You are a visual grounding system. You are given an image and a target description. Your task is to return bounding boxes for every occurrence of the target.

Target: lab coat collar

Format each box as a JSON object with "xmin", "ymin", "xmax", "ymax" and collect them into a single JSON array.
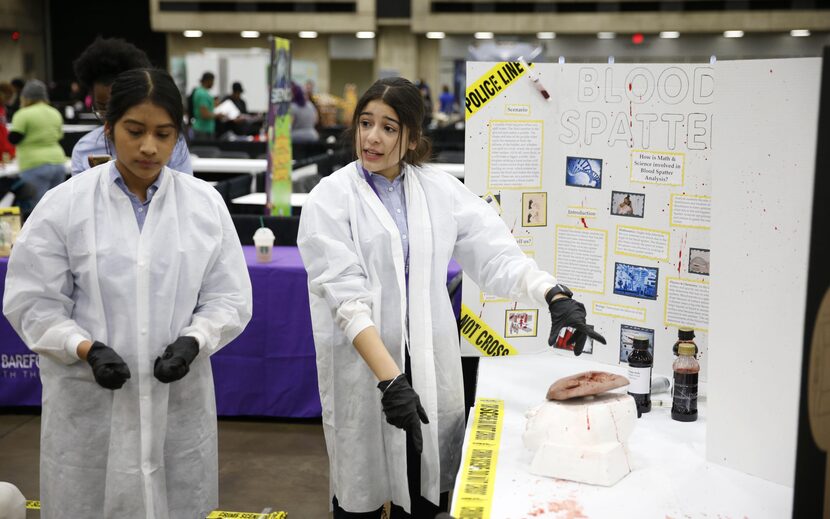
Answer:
[{"xmin": 108, "ymin": 161, "xmax": 165, "ymax": 202}]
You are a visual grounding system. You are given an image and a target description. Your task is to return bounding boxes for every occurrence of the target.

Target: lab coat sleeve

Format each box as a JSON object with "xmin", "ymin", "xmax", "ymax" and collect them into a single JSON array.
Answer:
[
  {"xmin": 297, "ymin": 184, "xmax": 375, "ymax": 342},
  {"xmin": 449, "ymin": 176, "xmax": 556, "ymax": 306},
  {"xmin": 180, "ymin": 199, "xmax": 252, "ymax": 354},
  {"xmin": 3, "ymin": 192, "xmax": 90, "ymax": 364}
]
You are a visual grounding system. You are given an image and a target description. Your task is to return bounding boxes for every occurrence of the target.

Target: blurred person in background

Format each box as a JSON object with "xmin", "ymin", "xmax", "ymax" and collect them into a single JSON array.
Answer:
[
  {"xmin": 5, "ymin": 78, "xmax": 24, "ymax": 120},
  {"xmin": 290, "ymin": 81, "xmax": 319, "ymax": 144},
  {"xmin": 0, "ymin": 82, "xmax": 17, "ymax": 161},
  {"xmin": 71, "ymin": 37, "xmax": 192, "ymax": 175},
  {"xmin": 8, "ymin": 80, "xmax": 66, "ymax": 216},
  {"xmin": 438, "ymin": 85, "xmax": 455, "ymax": 115},
  {"xmin": 218, "ymin": 81, "xmax": 261, "ymax": 137},
  {"xmin": 223, "ymin": 81, "xmax": 248, "ymax": 114},
  {"xmin": 191, "ymin": 72, "xmax": 223, "ymax": 141}
]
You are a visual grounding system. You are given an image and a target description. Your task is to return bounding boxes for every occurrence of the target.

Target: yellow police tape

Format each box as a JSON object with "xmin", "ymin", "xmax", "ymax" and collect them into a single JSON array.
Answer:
[
  {"xmin": 26, "ymin": 501, "xmax": 286, "ymax": 518},
  {"xmin": 464, "ymin": 61, "xmax": 531, "ymax": 120},
  {"xmin": 207, "ymin": 512, "xmax": 286, "ymax": 519},
  {"xmin": 459, "ymin": 304, "xmax": 518, "ymax": 356},
  {"xmin": 451, "ymin": 398, "xmax": 504, "ymax": 519}
]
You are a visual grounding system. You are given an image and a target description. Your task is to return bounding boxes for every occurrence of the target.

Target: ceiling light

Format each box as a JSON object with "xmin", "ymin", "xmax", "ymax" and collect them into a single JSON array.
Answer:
[
  {"xmin": 475, "ymin": 32, "xmax": 494, "ymax": 40},
  {"xmin": 426, "ymin": 32, "xmax": 445, "ymax": 39},
  {"xmin": 298, "ymin": 31, "xmax": 318, "ymax": 39},
  {"xmin": 356, "ymin": 31, "xmax": 375, "ymax": 39},
  {"xmin": 597, "ymin": 32, "xmax": 616, "ymax": 40},
  {"xmin": 790, "ymin": 29, "xmax": 811, "ymax": 37},
  {"xmin": 183, "ymin": 30, "xmax": 203, "ymax": 38},
  {"xmin": 660, "ymin": 31, "xmax": 680, "ymax": 39},
  {"xmin": 240, "ymin": 31, "xmax": 260, "ymax": 38},
  {"xmin": 723, "ymin": 30, "xmax": 744, "ymax": 38},
  {"xmin": 536, "ymin": 32, "xmax": 556, "ymax": 40}
]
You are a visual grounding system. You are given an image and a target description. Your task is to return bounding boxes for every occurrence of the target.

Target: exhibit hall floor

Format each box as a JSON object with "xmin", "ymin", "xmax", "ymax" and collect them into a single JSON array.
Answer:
[{"xmin": 0, "ymin": 414, "xmax": 330, "ymax": 517}]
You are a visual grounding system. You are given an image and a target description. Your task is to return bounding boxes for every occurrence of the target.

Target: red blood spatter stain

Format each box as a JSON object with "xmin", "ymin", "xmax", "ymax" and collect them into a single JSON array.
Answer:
[
  {"xmin": 586, "ymin": 409, "xmax": 591, "ymax": 430},
  {"xmin": 580, "ymin": 217, "xmax": 588, "ymax": 229},
  {"xmin": 628, "ymin": 82, "xmax": 632, "ymax": 91},
  {"xmin": 547, "ymin": 499, "xmax": 589, "ymax": 518}
]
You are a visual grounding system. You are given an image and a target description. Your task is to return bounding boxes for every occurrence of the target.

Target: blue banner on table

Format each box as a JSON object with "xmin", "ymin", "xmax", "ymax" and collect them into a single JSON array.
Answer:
[{"xmin": 266, "ymin": 37, "xmax": 292, "ymax": 216}]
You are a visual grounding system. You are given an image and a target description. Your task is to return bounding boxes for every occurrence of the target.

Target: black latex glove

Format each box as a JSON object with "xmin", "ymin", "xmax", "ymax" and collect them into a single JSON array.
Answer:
[
  {"xmin": 547, "ymin": 297, "xmax": 607, "ymax": 356},
  {"xmin": 377, "ymin": 375, "xmax": 430, "ymax": 454},
  {"xmin": 86, "ymin": 341, "xmax": 131, "ymax": 390},
  {"xmin": 153, "ymin": 336, "xmax": 199, "ymax": 383}
]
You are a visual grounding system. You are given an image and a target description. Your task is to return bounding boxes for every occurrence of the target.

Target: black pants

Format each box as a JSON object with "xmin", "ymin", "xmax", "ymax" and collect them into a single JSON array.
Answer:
[{"xmin": 333, "ymin": 351, "xmax": 449, "ymax": 518}]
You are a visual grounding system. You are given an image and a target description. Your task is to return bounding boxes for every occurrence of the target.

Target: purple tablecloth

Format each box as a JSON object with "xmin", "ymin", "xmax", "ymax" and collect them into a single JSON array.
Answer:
[{"xmin": 0, "ymin": 246, "xmax": 462, "ymax": 417}]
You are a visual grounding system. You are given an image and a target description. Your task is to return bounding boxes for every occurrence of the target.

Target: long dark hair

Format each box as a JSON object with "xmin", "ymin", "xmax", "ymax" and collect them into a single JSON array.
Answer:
[
  {"xmin": 343, "ymin": 77, "xmax": 431, "ymax": 167},
  {"xmin": 105, "ymin": 68, "xmax": 184, "ymax": 137}
]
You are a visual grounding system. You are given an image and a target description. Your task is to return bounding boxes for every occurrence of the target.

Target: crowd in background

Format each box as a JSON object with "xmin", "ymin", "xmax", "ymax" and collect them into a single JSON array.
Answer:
[{"xmin": 0, "ymin": 37, "xmax": 464, "ymax": 220}]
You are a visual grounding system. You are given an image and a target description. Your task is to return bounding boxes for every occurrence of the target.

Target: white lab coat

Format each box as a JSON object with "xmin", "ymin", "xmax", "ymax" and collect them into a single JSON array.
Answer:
[
  {"xmin": 298, "ymin": 161, "xmax": 555, "ymax": 513},
  {"xmin": 3, "ymin": 163, "xmax": 252, "ymax": 519}
]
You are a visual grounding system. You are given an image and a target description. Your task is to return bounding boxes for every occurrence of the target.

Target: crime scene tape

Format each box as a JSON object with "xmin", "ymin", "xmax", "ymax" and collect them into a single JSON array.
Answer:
[
  {"xmin": 451, "ymin": 398, "xmax": 505, "ymax": 519},
  {"xmin": 26, "ymin": 501, "xmax": 286, "ymax": 518},
  {"xmin": 459, "ymin": 304, "xmax": 518, "ymax": 356},
  {"xmin": 465, "ymin": 61, "xmax": 531, "ymax": 120},
  {"xmin": 206, "ymin": 512, "xmax": 286, "ymax": 518}
]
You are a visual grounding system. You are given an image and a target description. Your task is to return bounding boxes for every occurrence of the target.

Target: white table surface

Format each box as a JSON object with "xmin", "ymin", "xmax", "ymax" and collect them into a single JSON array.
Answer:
[
  {"xmin": 232, "ymin": 192, "xmax": 308, "ymax": 208},
  {"xmin": 453, "ymin": 353, "xmax": 792, "ymax": 518},
  {"xmin": 63, "ymin": 124, "xmax": 101, "ymax": 133},
  {"xmin": 0, "ymin": 159, "xmax": 71, "ymax": 178},
  {"xmin": 190, "ymin": 157, "xmax": 267, "ymax": 174}
]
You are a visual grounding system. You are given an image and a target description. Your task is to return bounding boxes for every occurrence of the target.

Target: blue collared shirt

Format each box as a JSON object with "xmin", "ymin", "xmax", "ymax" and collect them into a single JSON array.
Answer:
[
  {"xmin": 71, "ymin": 126, "xmax": 193, "ymax": 176},
  {"xmin": 109, "ymin": 163, "xmax": 163, "ymax": 231},
  {"xmin": 367, "ymin": 170, "xmax": 409, "ymax": 264}
]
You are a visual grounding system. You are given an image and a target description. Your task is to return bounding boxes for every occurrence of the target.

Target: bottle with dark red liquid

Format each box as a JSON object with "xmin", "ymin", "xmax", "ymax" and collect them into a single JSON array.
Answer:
[
  {"xmin": 627, "ymin": 335, "xmax": 653, "ymax": 416},
  {"xmin": 672, "ymin": 342, "xmax": 700, "ymax": 422}
]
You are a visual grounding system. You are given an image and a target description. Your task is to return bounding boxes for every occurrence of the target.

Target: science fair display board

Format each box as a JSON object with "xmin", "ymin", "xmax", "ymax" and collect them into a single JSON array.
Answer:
[
  {"xmin": 461, "ymin": 61, "xmax": 712, "ymax": 379},
  {"xmin": 266, "ymin": 37, "xmax": 292, "ymax": 216}
]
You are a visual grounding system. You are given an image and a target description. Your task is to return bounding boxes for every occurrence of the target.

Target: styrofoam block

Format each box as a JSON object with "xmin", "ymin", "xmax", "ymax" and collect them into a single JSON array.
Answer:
[{"xmin": 523, "ymin": 392, "xmax": 637, "ymax": 486}]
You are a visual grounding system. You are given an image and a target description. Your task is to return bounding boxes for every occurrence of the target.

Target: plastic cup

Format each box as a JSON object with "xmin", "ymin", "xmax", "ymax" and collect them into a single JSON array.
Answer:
[{"xmin": 253, "ymin": 227, "xmax": 275, "ymax": 263}]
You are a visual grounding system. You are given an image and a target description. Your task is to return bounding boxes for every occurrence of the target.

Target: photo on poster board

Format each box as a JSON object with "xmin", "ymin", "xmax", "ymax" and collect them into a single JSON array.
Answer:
[
  {"xmin": 611, "ymin": 190, "xmax": 645, "ymax": 218},
  {"xmin": 619, "ymin": 324, "xmax": 655, "ymax": 363},
  {"xmin": 522, "ymin": 192, "xmax": 547, "ymax": 227},
  {"xmin": 565, "ymin": 156, "xmax": 602, "ymax": 189},
  {"xmin": 688, "ymin": 247, "xmax": 710, "ymax": 276},
  {"xmin": 613, "ymin": 262, "xmax": 659, "ymax": 300},
  {"xmin": 504, "ymin": 309, "xmax": 538, "ymax": 338}
]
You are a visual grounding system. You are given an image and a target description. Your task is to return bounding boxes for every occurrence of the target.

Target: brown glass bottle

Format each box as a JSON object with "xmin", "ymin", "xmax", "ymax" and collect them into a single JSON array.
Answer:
[
  {"xmin": 671, "ymin": 343, "xmax": 700, "ymax": 422},
  {"xmin": 627, "ymin": 335, "xmax": 652, "ymax": 416}
]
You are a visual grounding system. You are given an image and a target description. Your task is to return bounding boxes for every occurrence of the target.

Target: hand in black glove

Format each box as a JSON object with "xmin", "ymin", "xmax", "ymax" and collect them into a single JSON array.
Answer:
[
  {"xmin": 377, "ymin": 375, "xmax": 430, "ymax": 454},
  {"xmin": 547, "ymin": 297, "xmax": 607, "ymax": 356},
  {"xmin": 86, "ymin": 341, "xmax": 131, "ymax": 390},
  {"xmin": 154, "ymin": 336, "xmax": 199, "ymax": 383}
]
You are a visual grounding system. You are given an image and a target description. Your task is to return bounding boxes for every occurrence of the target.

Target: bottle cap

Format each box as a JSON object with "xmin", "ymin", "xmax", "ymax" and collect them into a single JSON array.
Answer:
[
  {"xmin": 678, "ymin": 327, "xmax": 695, "ymax": 340},
  {"xmin": 632, "ymin": 334, "xmax": 650, "ymax": 349},
  {"xmin": 678, "ymin": 343, "xmax": 696, "ymax": 356}
]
